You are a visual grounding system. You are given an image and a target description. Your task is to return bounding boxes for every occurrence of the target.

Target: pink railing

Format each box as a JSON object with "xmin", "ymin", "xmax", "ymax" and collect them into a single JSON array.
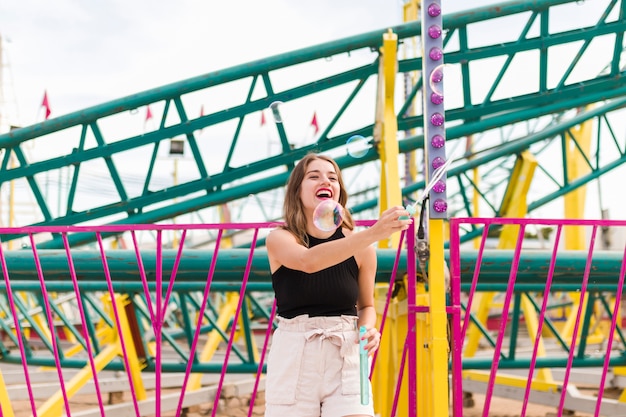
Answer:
[
  {"xmin": 3, "ymin": 217, "xmax": 625, "ymax": 416},
  {"xmin": 0, "ymin": 221, "xmax": 420, "ymax": 417},
  {"xmin": 449, "ymin": 217, "xmax": 626, "ymax": 417}
]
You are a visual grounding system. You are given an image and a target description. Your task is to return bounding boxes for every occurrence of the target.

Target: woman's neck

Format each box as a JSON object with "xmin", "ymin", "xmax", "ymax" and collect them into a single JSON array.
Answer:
[{"xmin": 305, "ymin": 222, "xmax": 337, "ymax": 240}]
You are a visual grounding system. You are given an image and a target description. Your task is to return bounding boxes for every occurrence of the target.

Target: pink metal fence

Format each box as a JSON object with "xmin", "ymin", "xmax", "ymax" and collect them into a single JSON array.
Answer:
[
  {"xmin": 3, "ymin": 217, "xmax": 625, "ymax": 416},
  {"xmin": 0, "ymin": 221, "xmax": 425, "ymax": 417},
  {"xmin": 449, "ymin": 217, "xmax": 626, "ymax": 417},
  {"xmin": 0, "ymin": 223, "xmax": 276, "ymax": 416}
]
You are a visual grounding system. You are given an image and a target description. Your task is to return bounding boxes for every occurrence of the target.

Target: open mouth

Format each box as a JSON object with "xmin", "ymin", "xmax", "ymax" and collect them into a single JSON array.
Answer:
[{"xmin": 316, "ymin": 188, "xmax": 333, "ymax": 199}]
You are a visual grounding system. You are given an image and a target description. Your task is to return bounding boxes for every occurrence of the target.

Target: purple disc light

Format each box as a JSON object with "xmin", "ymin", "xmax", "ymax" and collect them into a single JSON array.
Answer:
[
  {"xmin": 429, "ymin": 47, "xmax": 443, "ymax": 61},
  {"xmin": 428, "ymin": 25, "xmax": 442, "ymax": 39},
  {"xmin": 428, "ymin": 3, "xmax": 441, "ymax": 17},
  {"xmin": 431, "ymin": 134, "xmax": 445, "ymax": 148},
  {"xmin": 433, "ymin": 180, "xmax": 446, "ymax": 193},
  {"xmin": 433, "ymin": 198, "xmax": 448, "ymax": 213},
  {"xmin": 432, "ymin": 157, "xmax": 445, "ymax": 169},
  {"xmin": 430, "ymin": 113, "xmax": 444, "ymax": 126},
  {"xmin": 430, "ymin": 92, "xmax": 443, "ymax": 105}
]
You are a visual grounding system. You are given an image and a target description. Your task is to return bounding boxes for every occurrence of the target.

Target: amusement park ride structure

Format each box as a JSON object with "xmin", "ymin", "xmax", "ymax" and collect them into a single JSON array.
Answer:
[{"xmin": 0, "ymin": 0, "xmax": 625, "ymax": 416}]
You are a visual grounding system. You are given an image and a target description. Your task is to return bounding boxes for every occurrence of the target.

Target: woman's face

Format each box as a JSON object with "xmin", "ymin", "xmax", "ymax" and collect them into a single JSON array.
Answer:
[{"xmin": 300, "ymin": 158, "xmax": 341, "ymax": 214}]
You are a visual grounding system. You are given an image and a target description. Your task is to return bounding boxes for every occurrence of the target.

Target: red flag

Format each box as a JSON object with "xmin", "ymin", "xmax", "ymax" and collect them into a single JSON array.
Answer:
[
  {"xmin": 145, "ymin": 105, "xmax": 153, "ymax": 122},
  {"xmin": 260, "ymin": 111, "xmax": 266, "ymax": 127},
  {"xmin": 310, "ymin": 111, "xmax": 319, "ymax": 135},
  {"xmin": 41, "ymin": 90, "xmax": 52, "ymax": 120}
]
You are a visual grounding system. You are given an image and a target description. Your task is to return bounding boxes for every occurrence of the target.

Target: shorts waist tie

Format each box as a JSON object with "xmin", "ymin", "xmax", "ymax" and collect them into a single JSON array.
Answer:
[{"xmin": 304, "ymin": 324, "xmax": 354, "ymax": 358}]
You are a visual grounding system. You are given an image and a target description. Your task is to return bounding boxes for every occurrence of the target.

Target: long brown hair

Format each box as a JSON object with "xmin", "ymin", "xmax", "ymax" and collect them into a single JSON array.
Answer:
[{"xmin": 282, "ymin": 153, "xmax": 354, "ymax": 246}]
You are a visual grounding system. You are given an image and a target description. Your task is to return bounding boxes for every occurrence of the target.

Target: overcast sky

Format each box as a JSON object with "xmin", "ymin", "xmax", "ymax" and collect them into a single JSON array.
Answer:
[
  {"xmin": 0, "ymin": 0, "xmax": 504, "ymax": 128},
  {"xmin": 0, "ymin": 1, "xmax": 400, "ymax": 126}
]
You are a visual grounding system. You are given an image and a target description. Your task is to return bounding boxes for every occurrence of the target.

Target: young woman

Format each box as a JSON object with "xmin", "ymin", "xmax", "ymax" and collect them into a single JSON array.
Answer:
[{"xmin": 264, "ymin": 153, "xmax": 412, "ymax": 417}]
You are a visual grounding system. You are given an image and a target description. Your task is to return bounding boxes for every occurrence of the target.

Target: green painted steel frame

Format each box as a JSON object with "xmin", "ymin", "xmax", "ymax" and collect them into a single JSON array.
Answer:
[
  {"xmin": 2, "ymin": 247, "xmax": 626, "ymax": 372},
  {"xmin": 0, "ymin": 0, "xmax": 623, "ymax": 249}
]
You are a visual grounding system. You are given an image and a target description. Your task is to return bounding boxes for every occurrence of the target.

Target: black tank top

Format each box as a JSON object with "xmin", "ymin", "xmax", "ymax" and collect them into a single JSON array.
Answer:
[{"xmin": 271, "ymin": 228, "xmax": 359, "ymax": 319}]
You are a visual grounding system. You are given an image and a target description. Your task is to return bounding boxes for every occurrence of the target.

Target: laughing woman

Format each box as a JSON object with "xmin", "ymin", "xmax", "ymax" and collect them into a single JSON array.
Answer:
[{"xmin": 264, "ymin": 153, "xmax": 411, "ymax": 417}]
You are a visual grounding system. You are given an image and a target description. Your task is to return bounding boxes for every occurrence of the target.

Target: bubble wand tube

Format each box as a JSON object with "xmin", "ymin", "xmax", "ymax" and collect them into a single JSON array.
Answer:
[{"xmin": 359, "ymin": 325, "xmax": 369, "ymax": 405}]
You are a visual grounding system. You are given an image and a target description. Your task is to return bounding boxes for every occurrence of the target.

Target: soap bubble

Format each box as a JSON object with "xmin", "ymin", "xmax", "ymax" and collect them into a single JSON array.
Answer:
[
  {"xmin": 269, "ymin": 101, "xmax": 284, "ymax": 123},
  {"xmin": 313, "ymin": 200, "xmax": 344, "ymax": 232},
  {"xmin": 429, "ymin": 65, "xmax": 445, "ymax": 96},
  {"xmin": 429, "ymin": 64, "xmax": 461, "ymax": 97},
  {"xmin": 346, "ymin": 135, "xmax": 369, "ymax": 158}
]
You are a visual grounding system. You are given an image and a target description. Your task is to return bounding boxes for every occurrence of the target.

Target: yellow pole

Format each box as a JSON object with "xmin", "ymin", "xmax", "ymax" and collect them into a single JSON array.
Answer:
[
  {"xmin": 563, "ymin": 106, "xmax": 592, "ymax": 249},
  {"xmin": 0, "ymin": 369, "xmax": 15, "ymax": 417},
  {"xmin": 37, "ymin": 344, "xmax": 120, "ymax": 417},
  {"xmin": 376, "ymin": 29, "xmax": 402, "ymax": 249},
  {"xmin": 37, "ymin": 293, "xmax": 147, "ymax": 416},
  {"xmin": 187, "ymin": 293, "xmax": 240, "ymax": 390},
  {"xmin": 428, "ymin": 218, "xmax": 450, "ymax": 417}
]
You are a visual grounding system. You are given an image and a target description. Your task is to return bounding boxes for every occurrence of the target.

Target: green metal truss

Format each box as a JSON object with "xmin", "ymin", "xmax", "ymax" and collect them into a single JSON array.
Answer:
[{"xmin": 0, "ymin": 0, "xmax": 624, "ymax": 249}]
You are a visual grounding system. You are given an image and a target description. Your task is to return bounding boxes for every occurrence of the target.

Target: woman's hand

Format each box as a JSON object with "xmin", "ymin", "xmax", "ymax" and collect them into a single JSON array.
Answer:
[
  {"xmin": 358, "ymin": 326, "xmax": 382, "ymax": 355},
  {"xmin": 369, "ymin": 206, "xmax": 412, "ymax": 241}
]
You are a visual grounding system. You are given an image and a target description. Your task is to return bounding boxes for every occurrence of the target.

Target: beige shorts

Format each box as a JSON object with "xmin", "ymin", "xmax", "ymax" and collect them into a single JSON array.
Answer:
[{"xmin": 264, "ymin": 314, "xmax": 375, "ymax": 417}]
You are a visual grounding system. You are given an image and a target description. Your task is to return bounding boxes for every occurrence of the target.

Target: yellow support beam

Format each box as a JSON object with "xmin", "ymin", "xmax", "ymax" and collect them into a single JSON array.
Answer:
[
  {"xmin": 465, "ymin": 151, "xmax": 538, "ymax": 358},
  {"xmin": 463, "ymin": 370, "xmax": 560, "ymax": 392},
  {"xmin": 187, "ymin": 292, "xmax": 240, "ymax": 390},
  {"xmin": 559, "ymin": 105, "xmax": 608, "ymax": 356},
  {"xmin": 564, "ymin": 105, "xmax": 593, "ymax": 249},
  {"xmin": 37, "ymin": 344, "xmax": 120, "ymax": 417},
  {"xmin": 376, "ymin": 29, "xmax": 402, "ymax": 249},
  {"xmin": 0, "ymin": 369, "xmax": 15, "ymax": 417},
  {"xmin": 466, "ymin": 151, "xmax": 557, "ymax": 395},
  {"xmin": 498, "ymin": 151, "xmax": 537, "ymax": 246},
  {"xmin": 428, "ymin": 218, "xmax": 450, "ymax": 417},
  {"xmin": 37, "ymin": 293, "xmax": 147, "ymax": 416},
  {"xmin": 498, "ymin": 152, "xmax": 553, "ymax": 383},
  {"xmin": 416, "ymin": 283, "xmax": 432, "ymax": 417}
]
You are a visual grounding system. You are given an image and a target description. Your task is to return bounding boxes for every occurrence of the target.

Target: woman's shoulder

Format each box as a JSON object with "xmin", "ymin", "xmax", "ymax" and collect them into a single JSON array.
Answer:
[
  {"xmin": 340, "ymin": 227, "xmax": 353, "ymax": 237},
  {"xmin": 267, "ymin": 227, "xmax": 296, "ymax": 245}
]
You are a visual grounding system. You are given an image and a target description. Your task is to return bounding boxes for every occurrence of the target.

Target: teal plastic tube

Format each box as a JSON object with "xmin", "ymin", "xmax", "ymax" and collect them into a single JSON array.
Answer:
[{"xmin": 359, "ymin": 325, "xmax": 369, "ymax": 405}]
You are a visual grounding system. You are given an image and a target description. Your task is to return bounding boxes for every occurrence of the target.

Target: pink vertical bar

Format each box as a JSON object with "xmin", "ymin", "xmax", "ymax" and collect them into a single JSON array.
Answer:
[
  {"xmin": 28, "ymin": 234, "xmax": 72, "ymax": 416},
  {"xmin": 406, "ymin": 221, "xmax": 417, "ymax": 415},
  {"xmin": 162, "ymin": 229, "xmax": 187, "ymax": 310},
  {"xmin": 371, "ymin": 229, "xmax": 406, "ymax": 374},
  {"xmin": 211, "ymin": 228, "xmax": 259, "ymax": 417},
  {"xmin": 133, "ymin": 230, "xmax": 156, "ymax": 328},
  {"xmin": 96, "ymin": 232, "xmax": 141, "ymax": 417},
  {"xmin": 176, "ymin": 228, "xmax": 224, "ymax": 415},
  {"xmin": 520, "ymin": 224, "xmax": 563, "ymax": 417},
  {"xmin": 247, "ymin": 299, "xmax": 277, "ymax": 417},
  {"xmin": 157, "ymin": 229, "xmax": 186, "ymax": 414},
  {"xmin": 0, "ymin": 238, "xmax": 38, "ymax": 416},
  {"xmin": 558, "ymin": 226, "xmax": 597, "ymax": 414},
  {"xmin": 461, "ymin": 224, "xmax": 491, "ymax": 337},
  {"xmin": 448, "ymin": 218, "xmax": 463, "ymax": 417},
  {"xmin": 482, "ymin": 224, "xmax": 527, "ymax": 417},
  {"xmin": 154, "ymin": 230, "xmax": 163, "ymax": 415},
  {"xmin": 595, "ymin": 240, "xmax": 626, "ymax": 416},
  {"xmin": 61, "ymin": 232, "xmax": 106, "ymax": 415},
  {"xmin": 390, "ymin": 331, "xmax": 410, "ymax": 417}
]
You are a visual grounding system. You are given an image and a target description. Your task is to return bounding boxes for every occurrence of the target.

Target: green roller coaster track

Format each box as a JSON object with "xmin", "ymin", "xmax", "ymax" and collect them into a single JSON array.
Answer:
[{"xmin": 0, "ymin": 0, "xmax": 623, "ymax": 249}]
